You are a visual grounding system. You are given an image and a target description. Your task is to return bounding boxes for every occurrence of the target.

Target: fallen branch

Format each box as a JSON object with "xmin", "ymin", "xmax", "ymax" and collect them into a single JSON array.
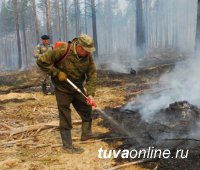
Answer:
[
  {"xmin": 0, "ymin": 123, "xmax": 12, "ymax": 130},
  {"xmin": 28, "ymin": 143, "xmax": 62, "ymax": 148},
  {"xmin": 0, "ymin": 138, "xmax": 34, "ymax": 147},
  {"xmin": 31, "ymin": 93, "xmax": 41, "ymax": 103},
  {"xmin": 0, "ymin": 120, "xmax": 82, "ymax": 136},
  {"xmin": 0, "ymin": 84, "xmax": 37, "ymax": 94},
  {"xmin": 0, "ymin": 151, "xmax": 18, "ymax": 154},
  {"xmin": 104, "ymin": 158, "xmax": 156, "ymax": 170},
  {"xmin": 0, "ymin": 123, "xmax": 56, "ymax": 136},
  {"xmin": 32, "ymin": 106, "xmax": 37, "ymax": 112}
]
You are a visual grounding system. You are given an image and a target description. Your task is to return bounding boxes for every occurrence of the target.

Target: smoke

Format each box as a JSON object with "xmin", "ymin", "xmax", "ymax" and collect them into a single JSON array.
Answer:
[
  {"xmin": 189, "ymin": 122, "xmax": 200, "ymax": 139},
  {"xmin": 97, "ymin": 51, "xmax": 140, "ymax": 73},
  {"xmin": 97, "ymin": 0, "xmax": 197, "ymax": 74},
  {"xmin": 107, "ymin": 62, "xmax": 129, "ymax": 74},
  {"xmin": 119, "ymin": 0, "xmax": 199, "ymax": 120},
  {"xmin": 123, "ymin": 54, "xmax": 200, "ymax": 121}
]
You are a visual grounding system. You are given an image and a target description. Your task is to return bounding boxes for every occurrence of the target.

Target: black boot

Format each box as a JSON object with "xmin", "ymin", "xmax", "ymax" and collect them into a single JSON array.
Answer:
[
  {"xmin": 42, "ymin": 83, "xmax": 48, "ymax": 95},
  {"xmin": 49, "ymin": 82, "xmax": 55, "ymax": 95},
  {"xmin": 60, "ymin": 129, "xmax": 84, "ymax": 154},
  {"xmin": 81, "ymin": 121, "xmax": 94, "ymax": 141}
]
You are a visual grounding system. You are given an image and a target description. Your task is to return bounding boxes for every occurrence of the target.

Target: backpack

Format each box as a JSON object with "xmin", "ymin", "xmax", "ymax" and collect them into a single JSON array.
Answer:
[{"xmin": 53, "ymin": 41, "xmax": 71, "ymax": 68}]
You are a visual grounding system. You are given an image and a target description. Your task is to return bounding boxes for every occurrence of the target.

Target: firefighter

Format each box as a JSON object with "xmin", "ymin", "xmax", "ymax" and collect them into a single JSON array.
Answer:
[
  {"xmin": 37, "ymin": 34, "xmax": 97, "ymax": 154},
  {"xmin": 34, "ymin": 35, "xmax": 54, "ymax": 95}
]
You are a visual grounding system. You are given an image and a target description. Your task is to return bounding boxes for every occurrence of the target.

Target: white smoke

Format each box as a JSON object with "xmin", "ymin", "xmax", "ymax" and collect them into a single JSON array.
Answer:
[
  {"xmin": 97, "ymin": 51, "xmax": 139, "ymax": 74},
  {"xmin": 108, "ymin": 62, "xmax": 129, "ymax": 74},
  {"xmin": 123, "ymin": 54, "xmax": 200, "ymax": 121},
  {"xmin": 189, "ymin": 122, "xmax": 200, "ymax": 139}
]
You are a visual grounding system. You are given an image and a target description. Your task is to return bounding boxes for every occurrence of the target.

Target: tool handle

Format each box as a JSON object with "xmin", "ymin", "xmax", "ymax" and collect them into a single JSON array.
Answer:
[{"xmin": 66, "ymin": 78, "xmax": 97, "ymax": 107}]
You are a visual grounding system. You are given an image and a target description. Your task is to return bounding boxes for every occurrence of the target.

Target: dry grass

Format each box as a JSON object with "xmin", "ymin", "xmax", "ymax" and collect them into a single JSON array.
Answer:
[{"xmin": 0, "ymin": 68, "xmax": 154, "ymax": 170}]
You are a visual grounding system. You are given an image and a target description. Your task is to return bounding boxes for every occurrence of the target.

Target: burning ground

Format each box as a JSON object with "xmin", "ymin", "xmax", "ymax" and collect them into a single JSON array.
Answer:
[
  {"xmin": 100, "ymin": 53, "xmax": 200, "ymax": 170},
  {"xmin": 0, "ymin": 54, "xmax": 200, "ymax": 170}
]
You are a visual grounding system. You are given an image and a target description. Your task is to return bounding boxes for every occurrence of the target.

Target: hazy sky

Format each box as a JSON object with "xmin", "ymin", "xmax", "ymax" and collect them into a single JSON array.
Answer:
[{"xmin": 118, "ymin": 0, "xmax": 128, "ymax": 12}]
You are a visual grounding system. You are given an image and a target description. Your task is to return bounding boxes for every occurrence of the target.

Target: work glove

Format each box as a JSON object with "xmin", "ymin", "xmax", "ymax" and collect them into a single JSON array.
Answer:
[
  {"xmin": 86, "ymin": 95, "xmax": 97, "ymax": 109},
  {"xmin": 58, "ymin": 71, "xmax": 67, "ymax": 81}
]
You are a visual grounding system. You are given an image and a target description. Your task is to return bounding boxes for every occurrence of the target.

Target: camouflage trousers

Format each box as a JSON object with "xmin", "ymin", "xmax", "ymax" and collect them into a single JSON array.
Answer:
[
  {"xmin": 42, "ymin": 73, "xmax": 50, "ymax": 85},
  {"xmin": 55, "ymin": 88, "xmax": 92, "ymax": 130},
  {"xmin": 38, "ymin": 68, "xmax": 54, "ymax": 94}
]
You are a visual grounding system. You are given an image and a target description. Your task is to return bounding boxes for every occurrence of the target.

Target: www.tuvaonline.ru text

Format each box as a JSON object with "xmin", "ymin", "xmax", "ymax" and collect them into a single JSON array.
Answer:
[{"xmin": 98, "ymin": 147, "xmax": 189, "ymax": 159}]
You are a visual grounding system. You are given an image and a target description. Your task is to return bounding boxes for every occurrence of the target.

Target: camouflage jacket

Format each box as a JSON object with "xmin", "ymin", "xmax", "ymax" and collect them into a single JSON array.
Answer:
[
  {"xmin": 34, "ymin": 43, "xmax": 53, "ymax": 59},
  {"xmin": 36, "ymin": 40, "xmax": 97, "ymax": 96}
]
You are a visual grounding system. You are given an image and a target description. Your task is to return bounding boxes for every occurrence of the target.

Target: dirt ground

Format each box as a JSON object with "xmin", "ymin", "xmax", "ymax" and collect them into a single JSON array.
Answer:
[{"xmin": 0, "ymin": 65, "xmax": 174, "ymax": 170}]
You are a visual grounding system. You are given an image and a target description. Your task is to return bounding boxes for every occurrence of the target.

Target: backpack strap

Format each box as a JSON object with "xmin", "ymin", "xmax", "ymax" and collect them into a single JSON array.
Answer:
[
  {"xmin": 54, "ymin": 42, "xmax": 71, "ymax": 68},
  {"xmin": 39, "ymin": 44, "xmax": 42, "ymax": 54}
]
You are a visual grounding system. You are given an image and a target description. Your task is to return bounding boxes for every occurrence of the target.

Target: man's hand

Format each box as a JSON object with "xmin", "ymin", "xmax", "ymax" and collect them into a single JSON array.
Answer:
[
  {"xmin": 86, "ymin": 96, "xmax": 97, "ymax": 110},
  {"xmin": 58, "ymin": 71, "xmax": 67, "ymax": 81}
]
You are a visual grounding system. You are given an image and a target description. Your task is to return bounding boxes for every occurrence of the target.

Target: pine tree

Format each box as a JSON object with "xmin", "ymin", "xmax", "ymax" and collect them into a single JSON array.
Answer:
[{"xmin": 0, "ymin": 0, "xmax": 15, "ymax": 36}]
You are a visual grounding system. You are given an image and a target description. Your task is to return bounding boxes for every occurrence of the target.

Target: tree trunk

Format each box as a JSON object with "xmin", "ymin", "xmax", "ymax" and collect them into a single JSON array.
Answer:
[
  {"xmin": 45, "ymin": 0, "xmax": 53, "ymax": 43},
  {"xmin": 136, "ymin": 0, "xmax": 145, "ymax": 49},
  {"xmin": 63, "ymin": 0, "xmax": 68, "ymax": 40},
  {"xmin": 85, "ymin": 0, "xmax": 87, "ymax": 34},
  {"xmin": 196, "ymin": 1, "xmax": 200, "ymax": 49},
  {"xmin": 13, "ymin": 0, "xmax": 22, "ymax": 69},
  {"xmin": 21, "ymin": 15, "xmax": 28, "ymax": 67},
  {"xmin": 104, "ymin": 0, "xmax": 112, "ymax": 55},
  {"xmin": 62, "ymin": 0, "xmax": 65, "ymax": 40},
  {"xmin": 31, "ymin": 0, "xmax": 40, "ymax": 44},
  {"xmin": 75, "ymin": 0, "xmax": 80, "ymax": 36},
  {"xmin": 91, "ymin": 0, "xmax": 98, "ymax": 58},
  {"xmin": 75, "ymin": 0, "xmax": 78, "ymax": 36},
  {"xmin": 56, "ymin": 0, "xmax": 61, "ymax": 41}
]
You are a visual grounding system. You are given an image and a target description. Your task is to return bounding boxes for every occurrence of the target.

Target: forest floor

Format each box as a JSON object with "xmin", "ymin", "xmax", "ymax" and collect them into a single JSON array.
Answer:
[{"xmin": 0, "ymin": 62, "xmax": 194, "ymax": 170}]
